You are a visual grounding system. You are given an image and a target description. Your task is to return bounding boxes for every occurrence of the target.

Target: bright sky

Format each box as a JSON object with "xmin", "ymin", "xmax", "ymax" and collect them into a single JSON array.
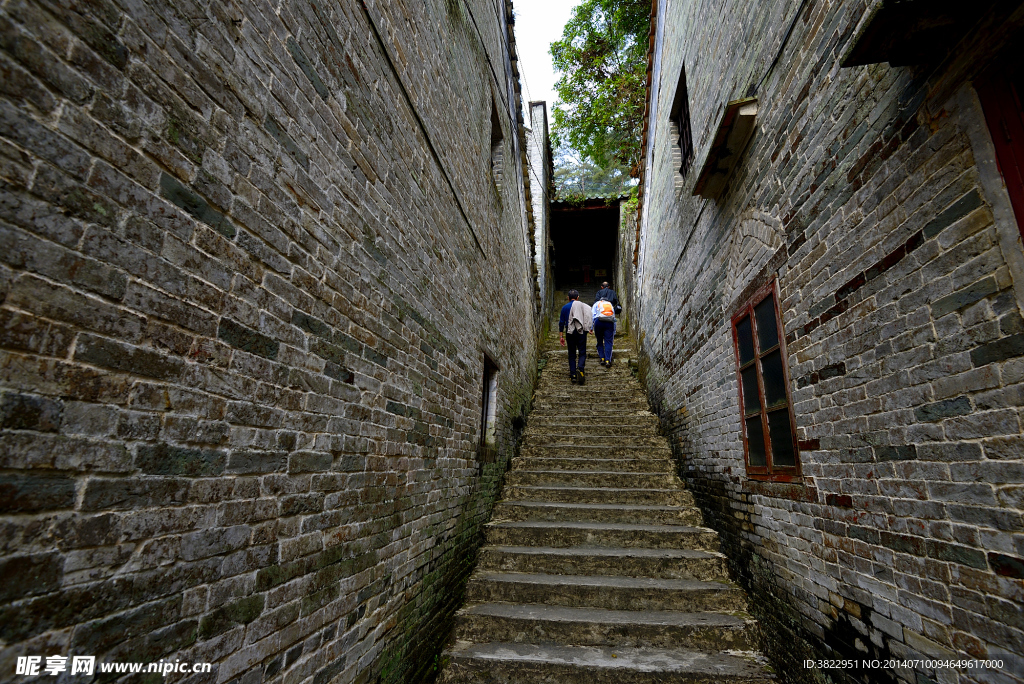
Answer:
[{"xmin": 512, "ymin": 0, "xmax": 580, "ymax": 121}]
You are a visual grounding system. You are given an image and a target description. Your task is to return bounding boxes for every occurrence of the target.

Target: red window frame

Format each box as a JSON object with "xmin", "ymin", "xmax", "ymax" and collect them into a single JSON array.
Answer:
[
  {"xmin": 977, "ymin": 57, "xmax": 1024, "ymax": 242},
  {"xmin": 730, "ymin": 280, "xmax": 801, "ymax": 482}
]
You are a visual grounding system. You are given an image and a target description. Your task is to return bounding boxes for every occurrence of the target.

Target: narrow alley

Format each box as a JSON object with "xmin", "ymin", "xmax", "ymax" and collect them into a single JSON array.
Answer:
[{"xmin": 438, "ymin": 330, "xmax": 772, "ymax": 681}]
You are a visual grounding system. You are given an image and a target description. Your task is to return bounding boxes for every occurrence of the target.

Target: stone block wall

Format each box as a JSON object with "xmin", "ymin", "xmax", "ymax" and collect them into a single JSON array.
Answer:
[
  {"xmin": 0, "ymin": 0, "xmax": 541, "ymax": 682},
  {"xmin": 635, "ymin": 1, "xmax": 1024, "ymax": 683}
]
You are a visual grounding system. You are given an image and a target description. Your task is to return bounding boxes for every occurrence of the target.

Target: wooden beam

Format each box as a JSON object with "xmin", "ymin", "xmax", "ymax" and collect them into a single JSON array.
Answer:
[{"xmin": 692, "ymin": 98, "xmax": 758, "ymax": 200}]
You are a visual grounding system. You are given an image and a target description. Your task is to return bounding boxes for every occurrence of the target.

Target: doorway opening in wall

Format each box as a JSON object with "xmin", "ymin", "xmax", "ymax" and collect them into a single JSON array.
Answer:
[
  {"xmin": 490, "ymin": 100, "xmax": 504, "ymax": 194},
  {"xmin": 977, "ymin": 54, "xmax": 1024, "ymax": 242},
  {"xmin": 549, "ymin": 198, "xmax": 621, "ymax": 325},
  {"xmin": 480, "ymin": 355, "xmax": 499, "ymax": 462},
  {"xmin": 731, "ymin": 280, "xmax": 800, "ymax": 482}
]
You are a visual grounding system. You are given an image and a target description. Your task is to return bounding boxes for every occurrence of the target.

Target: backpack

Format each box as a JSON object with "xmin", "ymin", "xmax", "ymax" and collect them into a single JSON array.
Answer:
[{"xmin": 594, "ymin": 300, "xmax": 615, "ymax": 321}]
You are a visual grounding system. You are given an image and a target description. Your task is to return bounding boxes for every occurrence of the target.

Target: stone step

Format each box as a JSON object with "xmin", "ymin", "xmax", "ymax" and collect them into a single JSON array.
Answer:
[
  {"xmin": 538, "ymin": 353, "xmax": 634, "ymax": 362},
  {"xmin": 530, "ymin": 407, "xmax": 653, "ymax": 419},
  {"xmin": 465, "ymin": 572, "xmax": 748, "ymax": 613},
  {"xmin": 533, "ymin": 395, "xmax": 646, "ymax": 404},
  {"xmin": 528, "ymin": 411, "xmax": 658, "ymax": 422},
  {"xmin": 532, "ymin": 396, "xmax": 641, "ymax": 404},
  {"xmin": 440, "ymin": 642, "xmax": 772, "ymax": 684},
  {"xmin": 539, "ymin": 360, "xmax": 634, "ymax": 369},
  {"xmin": 511, "ymin": 457, "xmax": 673, "ymax": 473},
  {"xmin": 542, "ymin": 359, "xmax": 636, "ymax": 368},
  {"xmin": 535, "ymin": 383, "xmax": 646, "ymax": 395},
  {"xmin": 526, "ymin": 422, "xmax": 661, "ymax": 435},
  {"xmin": 539, "ymin": 370, "xmax": 636, "ymax": 379},
  {"xmin": 534, "ymin": 389, "xmax": 647, "ymax": 401},
  {"xmin": 520, "ymin": 445, "xmax": 672, "ymax": 460},
  {"xmin": 483, "ymin": 521, "xmax": 719, "ymax": 551},
  {"xmin": 454, "ymin": 603, "xmax": 756, "ymax": 651},
  {"xmin": 532, "ymin": 386, "xmax": 647, "ymax": 397},
  {"xmin": 476, "ymin": 545, "xmax": 729, "ymax": 581},
  {"xmin": 502, "ymin": 486, "xmax": 695, "ymax": 506},
  {"xmin": 536, "ymin": 372, "xmax": 637, "ymax": 384},
  {"xmin": 490, "ymin": 501, "xmax": 704, "ymax": 526},
  {"xmin": 505, "ymin": 470, "xmax": 679, "ymax": 489},
  {"xmin": 536, "ymin": 384, "xmax": 643, "ymax": 393},
  {"xmin": 523, "ymin": 434, "xmax": 667, "ymax": 448},
  {"xmin": 524, "ymin": 423, "xmax": 659, "ymax": 437},
  {"xmin": 544, "ymin": 348, "xmax": 630, "ymax": 358},
  {"xmin": 539, "ymin": 357, "xmax": 635, "ymax": 367},
  {"xmin": 520, "ymin": 445, "xmax": 670, "ymax": 459}
]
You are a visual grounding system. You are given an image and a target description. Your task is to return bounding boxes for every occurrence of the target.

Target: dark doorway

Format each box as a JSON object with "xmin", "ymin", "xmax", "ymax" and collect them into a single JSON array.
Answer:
[{"xmin": 550, "ymin": 198, "xmax": 621, "ymax": 297}]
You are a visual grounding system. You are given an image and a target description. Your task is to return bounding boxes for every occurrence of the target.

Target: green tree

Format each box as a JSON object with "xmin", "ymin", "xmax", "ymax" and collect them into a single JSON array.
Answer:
[
  {"xmin": 550, "ymin": 0, "xmax": 650, "ymax": 175},
  {"xmin": 553, "ymin": 143, "xmax": 634, "ymax": 201}
]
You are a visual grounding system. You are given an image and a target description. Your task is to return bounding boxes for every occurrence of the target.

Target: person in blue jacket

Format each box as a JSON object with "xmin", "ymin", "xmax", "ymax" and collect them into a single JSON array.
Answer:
[{"xmin": 594, "ymin": 281, "xmax": 620, "ymax": 314}]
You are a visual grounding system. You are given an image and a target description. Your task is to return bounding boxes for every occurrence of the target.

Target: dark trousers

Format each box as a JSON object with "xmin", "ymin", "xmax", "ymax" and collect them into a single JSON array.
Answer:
[
  {"xmin": 566, "ymin": 331, "xmax": 587, "ymax": 377},
  {"xmin": 594, "ymin": 320, "xmax": 615, "ymax": 360}
]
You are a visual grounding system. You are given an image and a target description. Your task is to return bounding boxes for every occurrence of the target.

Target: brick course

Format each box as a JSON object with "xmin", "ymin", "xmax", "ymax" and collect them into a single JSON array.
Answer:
[{"xmin": 0, "ymin": 0, "xmax": 544, "ymax": 682}]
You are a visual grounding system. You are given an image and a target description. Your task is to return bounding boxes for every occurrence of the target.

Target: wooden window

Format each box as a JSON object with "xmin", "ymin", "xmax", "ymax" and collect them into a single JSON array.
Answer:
[
  {"xmin": 977, "ymin": 56, "xmax": 1024, "ymax": 242},
  {"xmin": 670, "ymin": 65, "xmax": 694, "ymax": 178},
  {"xmin": 731, "ymin": 281, "xmax": 800, "ymax": 481}
]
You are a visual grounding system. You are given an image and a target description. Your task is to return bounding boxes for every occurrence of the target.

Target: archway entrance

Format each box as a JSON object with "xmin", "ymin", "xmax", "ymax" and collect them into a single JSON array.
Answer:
[{"xmin": 549, "ymin": 198, "xmax": 620, "ymax": 316}]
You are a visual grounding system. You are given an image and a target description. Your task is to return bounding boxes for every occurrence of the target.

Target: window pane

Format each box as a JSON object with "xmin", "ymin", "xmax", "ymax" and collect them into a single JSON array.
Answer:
[
  {"xmin": 741, "ymin": 366, "xmax": 761, "ymax": 415},
  {"xmin": 754, "ymin": 296, "xmax": 779, "ymax": 351},
  {"xmin": 736, "ymin": 316, "xmax": 755, "ymax": 365},
  {"xmin": 760, "ymin": 350, "xmax": 788, "ymax": 409},
  {"xmin": 768, "ymin": 409, "xmax": 796, "ymax": 467},
  {"xmin": 746, "ymin": 416, "xmax": 766, "ymax": 466}
]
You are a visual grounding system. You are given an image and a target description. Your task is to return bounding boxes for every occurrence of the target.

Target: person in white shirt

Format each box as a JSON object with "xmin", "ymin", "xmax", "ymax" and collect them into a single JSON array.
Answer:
[{"xmin": 558, "ymin": 290, "xmax": 593, "ymax": 384}]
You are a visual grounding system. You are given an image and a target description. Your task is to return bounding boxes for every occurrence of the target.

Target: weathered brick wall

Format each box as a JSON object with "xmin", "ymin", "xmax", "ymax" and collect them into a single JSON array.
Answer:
[
  {"xmin": 616, "ymin": 200, "xmax": 637, "ymax": 337},
  {"xmin": 0, "ymin": 0, "xmax": 541, "ymax": 682},
  {"xmin": 635, "ymin": 1, "xmax": 1024, "ymax": 683}
]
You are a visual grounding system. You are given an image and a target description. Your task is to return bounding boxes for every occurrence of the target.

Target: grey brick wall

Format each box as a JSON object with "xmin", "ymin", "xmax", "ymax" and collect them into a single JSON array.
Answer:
[
  {"xmin": 633, "ymin": 1, "xmax": 1024, "ymax": 683},
  {"xmin": 615, "ymin": 200, "xmax": 636, "ymax": 337},
  {"xmin": 0, "ymin": 0, "xmax": 542, "ymax": 682}
]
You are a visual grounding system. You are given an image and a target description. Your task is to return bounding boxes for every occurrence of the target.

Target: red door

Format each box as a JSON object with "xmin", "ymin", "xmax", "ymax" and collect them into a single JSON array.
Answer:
[{"xmin": 977, "ymin": 60, "xmax": 1024, "ymax": 242}]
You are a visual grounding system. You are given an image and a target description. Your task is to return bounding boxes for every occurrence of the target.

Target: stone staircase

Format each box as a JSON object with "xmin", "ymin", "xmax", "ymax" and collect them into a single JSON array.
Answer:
[{"xmin": 438, "ymin": 334, "xmax": 774, "ymax": 683}]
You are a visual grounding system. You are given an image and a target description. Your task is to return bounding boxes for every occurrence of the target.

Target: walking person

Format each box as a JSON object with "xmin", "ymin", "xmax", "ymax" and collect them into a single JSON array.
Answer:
[
  {"xmin": 592, "ymin": 297, "xmax": 616, "ymax": 367},
  {"xmin": 593, "ymin": 282, "xmax": 621, "ymax": 367},
  {"xmin": 558, "ymin": 290, "xmax": 593, "ymax": 384},
  {"xmin": 594, "ymin": 281, "xmax": 621, "ymax": 314}
]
